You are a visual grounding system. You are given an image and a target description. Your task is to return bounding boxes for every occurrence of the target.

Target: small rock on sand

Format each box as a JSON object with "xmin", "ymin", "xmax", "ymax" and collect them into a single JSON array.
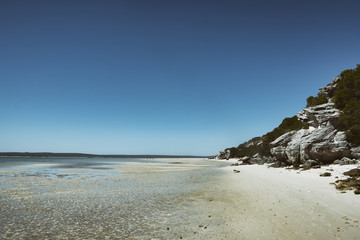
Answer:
[{"xmin": 320, "ymin": 172, "xmax": 331, "ymax": 177}]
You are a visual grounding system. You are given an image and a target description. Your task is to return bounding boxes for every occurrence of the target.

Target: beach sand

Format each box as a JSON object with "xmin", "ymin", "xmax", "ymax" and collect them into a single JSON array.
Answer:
[{"xmin": 188, "ymin": 161, "xmax": 360, "ymax": 240}]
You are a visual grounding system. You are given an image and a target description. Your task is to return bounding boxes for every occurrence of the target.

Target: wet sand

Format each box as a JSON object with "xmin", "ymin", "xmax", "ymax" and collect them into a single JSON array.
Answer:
[{"xmin": 0, "ymin": 158, "xmax": 233, "ymax": 239}]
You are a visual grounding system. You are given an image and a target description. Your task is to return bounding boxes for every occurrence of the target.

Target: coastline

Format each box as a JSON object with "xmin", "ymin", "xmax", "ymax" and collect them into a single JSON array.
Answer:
[{"xmin": 1, "ymin": 157, "xmax": 359, "ymax": 239}]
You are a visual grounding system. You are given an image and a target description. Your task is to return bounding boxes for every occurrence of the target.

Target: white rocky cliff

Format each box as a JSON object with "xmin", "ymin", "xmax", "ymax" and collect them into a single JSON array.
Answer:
[
  {"xmin": 268, "ymin": 76, "xmax": 359, "ymax": 165},
  {"xmin": 217, "ymin": 76, "xmax": 360, "ymax": 165},
  {"xmin": 270, "ymin": 103, "xmax": 350, "ymax": 165},
  {"xmin": 268, "ymin": 77, "xmax": 359, "ymax": 165}
]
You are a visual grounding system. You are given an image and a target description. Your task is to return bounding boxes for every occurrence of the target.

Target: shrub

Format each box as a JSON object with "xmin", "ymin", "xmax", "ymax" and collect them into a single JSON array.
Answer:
[
  {"xmin": 228, "ymin": 116, "xmax": 308, "ymax": 157},
  {"xmin": 260, "ymin": 116, "xmax": 308, "ymax": 155},
  {"xmin": 306, "ymin": 94, "xmax": 328, "ymax": 107},
  {"xmin": 333, "ymin": 64, "xmax": 360, "ymax": 145},
  {"xmin": 346, "ymin": 125, "xmax": 360, "ymax": 145}
]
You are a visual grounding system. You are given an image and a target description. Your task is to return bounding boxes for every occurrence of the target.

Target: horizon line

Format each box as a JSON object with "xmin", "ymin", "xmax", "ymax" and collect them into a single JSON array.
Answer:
[{"xmin": 0, "ymin": 151, "xmax": 210, "ymax": 158}]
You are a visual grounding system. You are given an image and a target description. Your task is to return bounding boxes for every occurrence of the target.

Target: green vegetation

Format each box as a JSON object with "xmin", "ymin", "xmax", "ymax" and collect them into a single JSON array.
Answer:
[
  {"xmin": 306, "ymin": 94, "xmax": 328, "ymax": 107},
  {"xmin": 302, "ymin": 64, "xmax": 360, "ymax": 145},
  {"xmin": 333, "ymin": 64, "xmax": 360, "ymax": 145},
  {"xmin": 226, "ymin": 137, "xmax": 262, "ymax": 158},
  {"xmin": 227, "ymin": 116, "xmax": 307, "ymax": 158},
  {"xmin": 227, "ymin": 64, "xmax": 360, "ymax": 159},
  {"xmin": 260, "ymin": 116, "xmax": 308, "ymax": 156}
]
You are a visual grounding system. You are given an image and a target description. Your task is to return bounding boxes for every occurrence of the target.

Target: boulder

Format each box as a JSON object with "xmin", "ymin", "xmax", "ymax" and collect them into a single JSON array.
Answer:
[
  {"xmin": 351, "ymin": 147, "xmax": 360, "ymax": 159},
  {"xmin": 269, "ymin": 161, "xmax": 290, "ymax": 168},
  {"xmin": 320, "ymin": 172, "xmax": 332, "ymax": 177},
  {"xmin": 303, "ymin": 160, "xmax": 320, "ymax": 168},
  {"xmin": 309, "ymin": 141, "xmax": 350, "ymax": 163},
  {"xmin": 270, "ymin": 146, "xmax": 288, "ymax": 161},
  {"xmin": 250, "ymin": 153, "xmax": 275, "ymax": 165},
  {"xmin": 283, "ymin": 129, "xmax": 313, "ymax": 164},
  {"xmin": 334, "ymin": 157, "xmax": 358, "ymax": 165},
  {"xmin": 334, "ymin": 167, "xmax": 360, "ymax": 195},
  {"xmin": 269, "ymin": 121, "xmax": 351, "ymax": 165},
  {"xmin": 343, "ymin": 168, "xmax": 360, "ymax": 177}
]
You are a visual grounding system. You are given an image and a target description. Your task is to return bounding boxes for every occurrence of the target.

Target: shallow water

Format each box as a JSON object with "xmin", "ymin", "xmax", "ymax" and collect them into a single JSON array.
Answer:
[{"xmin": 0, "ymin": 157, "xmax": 229, "ymax": 239}]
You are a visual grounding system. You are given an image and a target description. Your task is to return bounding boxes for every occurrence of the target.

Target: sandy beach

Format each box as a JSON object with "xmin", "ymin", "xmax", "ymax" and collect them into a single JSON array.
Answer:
[
  {"xmin": 194, "ymin": 160, "xmax": 360, "ymax": 240},
  {"xmin": 1, "ymin": 158, "xmax": 359, "ymax": 239}
]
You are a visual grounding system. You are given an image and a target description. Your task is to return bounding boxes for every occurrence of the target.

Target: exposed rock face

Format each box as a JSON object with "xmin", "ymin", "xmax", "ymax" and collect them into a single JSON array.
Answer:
[
  {"xmin": 250, "ymin": 153, "xmax": 275, "ymax": 165},
  {"xmin": 267, "ymin": 77, "xmax": 354, "ymax": 165},
  {"xmin": 318, "ymin": 77, "xmax": 340, "ymax": 97},
  {"xmin": 302, "ymin": 159, "xmax": 320, "ymax": 168},
  {"xmin": 351, "ymin": 147, "xmax": 360, "ymax": 159},
  {"xmin": 217, "ymin": 149, "xmax": 230, "ymax": 160},
  {"xmin": 269, "ymin": 120, "xmax": 351, "ymax": 164},
  {"xmin": 334, "ymin": 157, "xmax": 358, "ymax": 165},
  {"xmin": 297, "ymin": 103, "xmax": 340, "ymax": 128},
  {"xmin": 217, "ymin": 75, "xmax": 360, "ymax": 165}
]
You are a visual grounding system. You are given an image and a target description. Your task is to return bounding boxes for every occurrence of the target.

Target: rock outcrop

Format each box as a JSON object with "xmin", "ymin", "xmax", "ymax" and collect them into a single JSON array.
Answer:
[
  {"xmin": 269, "ymin": 115, "xmax": 351, "ymax": 165},
  {"xmin": 217, "ymin": 149, "xmax": 231, "ymax": 160},
  {"xmin": 334, "ymin": 157, "xmax": 358, "ymax": 165},
  {"xmin": 217, "ymin": 75, "xmax": 360, "ymax": 166},
  {"xmin": 317, "ymin": 76, "xmax": 340, "ymax": 97},
  {"xmin": 267, "ymin": 77, "xmax": 353, "ymax": 165},
  {"xmin": 297, "ymin": 102, "xmax": 340, "ymax": 128},
  {"xmin": 249, "ymin": 153, "xmax": 275, "ymax": 165}
]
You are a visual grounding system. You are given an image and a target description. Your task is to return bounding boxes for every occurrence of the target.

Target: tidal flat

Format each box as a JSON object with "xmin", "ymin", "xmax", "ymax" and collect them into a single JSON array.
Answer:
[
  {"xmin": 2, "ymin": 158, "xmax": 359, "ymax": 240},
  {"xmin": 0, "ymin": 157, "xmax": 231, "ymax": 239}
]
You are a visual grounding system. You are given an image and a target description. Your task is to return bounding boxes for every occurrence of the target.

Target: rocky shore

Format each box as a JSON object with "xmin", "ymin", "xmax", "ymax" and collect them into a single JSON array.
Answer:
[
  {"xmin": 217, "ymin": 76, "xmax": 360, "ymax": 165},
  {"xmin": 215, "ymin": 69, "xmax": 360, "ymax": 195}
]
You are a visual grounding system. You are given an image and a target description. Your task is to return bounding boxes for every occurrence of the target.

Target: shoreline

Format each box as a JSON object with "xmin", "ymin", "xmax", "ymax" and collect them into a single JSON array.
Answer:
[
  {"xmin": 207, "ymin": 160, "xmax": 360, "ymax": 239},
  {"xmin": 1, "ymin": 158, "xmax": 359, "ymax": 239}
]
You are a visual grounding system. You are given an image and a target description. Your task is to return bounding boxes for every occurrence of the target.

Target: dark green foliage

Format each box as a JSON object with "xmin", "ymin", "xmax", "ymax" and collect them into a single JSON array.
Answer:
[
  {"xmin": 346, "ymin": 125, "xmax": 360, "ymax": 145},
  {"xmin": 226, "ymin": 137, "xmax": 263, "ymax": 158},
  {"xmin": 334, "ymin": 66, "xmax": 360, "ymax": 109},
  {"xmin": 226, "ymin": 65, "xmax": 360, "ymax": 160},
  {"xmin": 260, "ymin": 116, "xmax": 308, "ymax": 156},
  {"xmin": 229, "ymin": 116, "xmax": 308, "ymax": 158},
  {"xmin": 226, "ymin": 147, "xmax": 240, "ymax": 158},
  {"xmin": 237, "ymin": 137, "xmax": 262, "ymax": 157},
  {"xmin": 306, "ymin": 94, "xmax": 328, "ymax": 107},
  {"xmin": 333, "ymin": 65, "xmax": 360, "ymax": 145}
]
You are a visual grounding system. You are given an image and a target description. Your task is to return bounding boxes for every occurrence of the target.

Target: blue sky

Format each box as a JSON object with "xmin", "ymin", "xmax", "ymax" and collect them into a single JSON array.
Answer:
[{"xmin": 1, "ymin": 0, "xmax": 360, "ymax": 155}]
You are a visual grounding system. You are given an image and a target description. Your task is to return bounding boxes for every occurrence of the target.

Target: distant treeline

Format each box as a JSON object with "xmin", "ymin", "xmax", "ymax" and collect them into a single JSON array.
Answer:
[{"xmin": 0, "ymin": 152, "xmax": 208, "ymax": 159}]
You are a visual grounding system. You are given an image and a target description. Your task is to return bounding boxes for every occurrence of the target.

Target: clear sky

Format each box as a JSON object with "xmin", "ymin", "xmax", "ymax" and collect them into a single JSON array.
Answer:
[{"xmin": 1, "ymin": 0, "xmax": 360, "ymax": 155}]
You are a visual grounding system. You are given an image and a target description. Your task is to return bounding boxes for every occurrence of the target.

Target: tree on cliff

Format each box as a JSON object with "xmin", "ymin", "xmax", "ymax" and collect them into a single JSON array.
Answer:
[{"xmin": 334, "ymin": 64, "xmax": 360, "ymax": 144}]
